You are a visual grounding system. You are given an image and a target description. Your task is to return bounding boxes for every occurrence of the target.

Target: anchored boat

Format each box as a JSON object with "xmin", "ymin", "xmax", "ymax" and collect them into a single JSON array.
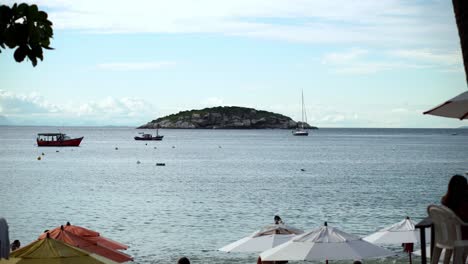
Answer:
[
  {"xmin": 134, "ymin": 128, "xmax": 164, "ymax": 141},
  {"xmin": 37, "ymin": 133, "xmax": 84, "ymax": 147},
  {"xmin": 293, "ymin": 90, "xmax": 309, "ymax": 136}
]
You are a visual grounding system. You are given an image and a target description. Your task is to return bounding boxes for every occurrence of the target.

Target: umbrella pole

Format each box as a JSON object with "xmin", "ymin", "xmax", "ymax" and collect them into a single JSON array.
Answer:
[
  {"xmin": 326, "ymin": 259, "xmax": 328, "ymax": 264},
  {"xmin": 409, "ymin": 251, "xmax": 412, "ymax": 264}
]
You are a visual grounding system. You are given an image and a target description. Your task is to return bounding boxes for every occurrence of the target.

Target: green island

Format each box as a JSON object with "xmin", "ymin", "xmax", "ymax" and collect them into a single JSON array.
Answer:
[{"xmin": 138, "ymin": 106, "xmax": 318, "ymax": 129}]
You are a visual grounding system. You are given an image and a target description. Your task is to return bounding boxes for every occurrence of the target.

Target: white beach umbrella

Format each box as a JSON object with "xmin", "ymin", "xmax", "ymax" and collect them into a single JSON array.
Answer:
[
  {"xmin": 219, "ymin": 224, "xmax": 303, "ymax": 253},
  {"xmin": 423, "ymin": 91, "xmax": 468, "ymax": 120},
  {"xmin": 363, "ymin": 217, "xmax": 422, "ymax": 244},
  {"xmin": 363, "ymin": 217, "xmax": 429, "ymax": 264},
  {"xmin": 260, "ymin": 222, "xmax": 394, "ymax": 262},
  {"xmin": 0, "ymin": 218, "xmax": 9, "ymax": 259}
]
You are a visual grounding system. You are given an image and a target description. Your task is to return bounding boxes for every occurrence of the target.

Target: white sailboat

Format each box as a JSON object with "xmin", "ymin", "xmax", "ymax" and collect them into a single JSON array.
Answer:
[{"xmin": 293, "ymin": 90, "xmax": 309, "ymax": 136}]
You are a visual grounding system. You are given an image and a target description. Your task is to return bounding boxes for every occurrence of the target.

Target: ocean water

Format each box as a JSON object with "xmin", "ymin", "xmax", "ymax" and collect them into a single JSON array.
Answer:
[{"xmin": 0, "ymin": 126, "xmax": 467, "ymax": 264}]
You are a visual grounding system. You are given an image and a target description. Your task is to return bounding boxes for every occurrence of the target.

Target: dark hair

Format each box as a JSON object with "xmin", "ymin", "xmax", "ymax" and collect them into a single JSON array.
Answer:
[
  {"xmin": 353, "ymin": 261, "xmax": 362, "ymax": 264},
  {"xmin": 177, "ymin": 257, "xmax": 190, "ymax": 264},
  {"xmin": 441, "ymin": 175, "xmax": 468, "ymax": 210},
  {"xmin": 274, "ymin": 215, "xmax": 281, "ymax": 221}
]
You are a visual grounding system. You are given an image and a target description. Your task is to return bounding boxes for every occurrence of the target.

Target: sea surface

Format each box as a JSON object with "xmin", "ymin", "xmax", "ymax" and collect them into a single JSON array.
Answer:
[{"xmin": 0, "ymin": 126, "xmax": 467, "ymax": 264}]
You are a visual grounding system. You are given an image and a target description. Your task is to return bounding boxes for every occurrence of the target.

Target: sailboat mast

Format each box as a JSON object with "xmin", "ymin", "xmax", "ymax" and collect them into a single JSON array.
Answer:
[
  {"xmin": 303, "ymin": 91, "xmax": 307, "ymax": 125},
  {"xmin": 301, "ymin": 90, "xmax": 305, "ymax": 129}
]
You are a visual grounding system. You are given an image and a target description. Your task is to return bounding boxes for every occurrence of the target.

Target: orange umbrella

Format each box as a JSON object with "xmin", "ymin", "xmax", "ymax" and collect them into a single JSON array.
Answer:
[
  {"xmin": 38, "ymin": 227, "xmax": 133, "ymax": 263},
  {"xmin": 1, "ymin": 236, "xmax": 119, "ymax": 264},
  {"xmin": 48, "ymin": 222, "xmax": 128, "ymax": 250}
]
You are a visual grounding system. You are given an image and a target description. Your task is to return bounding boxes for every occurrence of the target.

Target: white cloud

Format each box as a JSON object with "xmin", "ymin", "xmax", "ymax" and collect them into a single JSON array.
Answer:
[
  {"xmin": 322, "ymin": 48, "xmax": 368, "ymax": 65},
  {"xmin": 96, "ymin": 61, "xmax": 176, "ymax": 71},
  {"xmin": 389, "ymin": 49, "xmax": 462, "ymax": 66},
  {"xmin": 0, "ymin": 90, "xmax": 61, "ymax": 114},
  {"xmin": 321, "ymin": 48, "xmax": 456, "ymax": 75},
  {"xmin": 3, "ymin": 0, "xmax": 457, "ymax": 47},
  {"xmin": 0, "ymin": 90, "xmax": 158, "ymax": 126}
]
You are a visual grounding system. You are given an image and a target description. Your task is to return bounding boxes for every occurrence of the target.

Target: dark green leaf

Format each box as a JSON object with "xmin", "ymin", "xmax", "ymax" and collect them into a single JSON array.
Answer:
[
  {"xmin": 13, "ymin": 45, "xmax": 27, "ymax": 62},
  {"xmin": 17, "ymin": 3, "xmax": 28, "ymax": 15},
  {"xmin": 31, "ymin": 44, "xmax": 42, "ymax": 60},
  {"xmin": 37, "ymin": 11, "xmax": 47, "ymax": 21},
  {"xmin": 26, "ymin": 51, "xmax": 37, "ymax": 66},
  {"xmin": 2, "ymin": 3, "xmax": 53, "ymax": 67},
  {"xmin": 28, "ymin": 4, "xmax": 39, "ymax": 18}
]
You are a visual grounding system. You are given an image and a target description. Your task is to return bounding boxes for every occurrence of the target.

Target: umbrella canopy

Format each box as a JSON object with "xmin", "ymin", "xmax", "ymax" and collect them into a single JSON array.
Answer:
[
  {"xmin": 38, "ymin": 228, "xmax": 133, "ymax": 263},
  {"xmin": 0, "ymin": 218, "xmax": 9, "ymax": 259},
  {"xmin": 423, "ymin": 91, "xmax": 468, "ymax": 120},
  {"xmin": 363, "ymin": 217, "xmax": 424, "ymax": 244},
  {"xmin": 0, "ymin": 237, "xmax": 118, "ymax": 264},
  {"xmin": 47, "ymin": 223, "xmax": 128, "ymax": 250},
  {"xmin": 260, "ymin": 222, "xmax": 394, "ymax": 262},
  {"xmin": 219, "ymin": 224, "xmax": 303, "ymax": 252}
]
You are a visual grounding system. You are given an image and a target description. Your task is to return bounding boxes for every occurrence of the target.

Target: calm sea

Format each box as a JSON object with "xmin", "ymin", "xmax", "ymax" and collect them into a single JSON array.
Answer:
[{"xmin": 0, "ymin": 126, "xmax": 467, "ymax": 264}]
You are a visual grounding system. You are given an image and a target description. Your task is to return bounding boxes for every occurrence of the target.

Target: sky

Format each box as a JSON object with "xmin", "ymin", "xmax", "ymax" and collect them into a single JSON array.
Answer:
[{"xmin": 1, "ymin": 0, "xmax": 467, "ymax": 128}]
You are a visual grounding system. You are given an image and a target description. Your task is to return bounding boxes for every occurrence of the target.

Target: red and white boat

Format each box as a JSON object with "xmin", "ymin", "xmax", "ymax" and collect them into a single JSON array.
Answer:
[{"xmin": 37, "ymin": 133, "xmax": 83, "ymax": 147}]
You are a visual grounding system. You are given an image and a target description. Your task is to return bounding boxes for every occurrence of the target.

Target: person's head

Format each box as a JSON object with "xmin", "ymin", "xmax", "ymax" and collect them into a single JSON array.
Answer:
[
  {"xmin": 11, "ymin": 240, "xmax": 20, "ymax": 251},
  {"xmin": 443, "ymin": 175, "xmax": 468, "ymax": 208},
  {"xmin": 177, "ymin": 257, "xmax": 190, "ymax": 264},
  {"xmin": 274, "ymin": 215, "xmax": 282, "ymax": 223},
  {"xmin": 353, "ymin": 260, "xmax": 362, "ymax": 264}
]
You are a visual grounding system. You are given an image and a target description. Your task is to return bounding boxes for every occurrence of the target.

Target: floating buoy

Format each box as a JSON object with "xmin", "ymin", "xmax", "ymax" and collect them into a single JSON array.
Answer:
[
  {"xmin": 154, "ymin": 147, "xmax": 157, "ymax": 149},
  {"xmin": 145, "ymin": 143, "xmax": 147, "ymax": 145},
  {"xmin": 156, "ymin": 163, "xmax": 165, "ymax": 166},
  {"xmin": 115, "ymin": 147, "xmax": 118, "ymax": 150},
  {"xmin": 37, "ymin": 156, "xmax": 41, "ymax": 160},
  {"xmin": 172, "ymin": 146, "xmax": 175, "ymax": 149},
  {"xmin": 41, "ymin": 152, "xmax": 45, "ymax": 156},
  {"xmin": 137, "ymin": 161, "xmax": 141, "ymax": 164},
  {"xmin": 300, "ymin": 168, "xmax": 306, "ymax": 172},
  {"xmin": 218, "ymin": 146, "xmax": 222, "ymax": 148},
  {"xmin": 56, "ymin": 150, "xmax": 59, "ymax": 152}
]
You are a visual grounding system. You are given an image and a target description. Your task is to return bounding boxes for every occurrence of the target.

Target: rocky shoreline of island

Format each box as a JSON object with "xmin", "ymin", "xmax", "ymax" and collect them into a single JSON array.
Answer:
[{"xmin": 138, "ymin": 106, "xmax": 318, "ymax": 129}]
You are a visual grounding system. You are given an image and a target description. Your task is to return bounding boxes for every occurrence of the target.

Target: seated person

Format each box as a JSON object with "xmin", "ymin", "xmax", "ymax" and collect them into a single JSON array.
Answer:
[{"xmin": 441, "ymin": 174, "xmax": 468, "ymax": 238}]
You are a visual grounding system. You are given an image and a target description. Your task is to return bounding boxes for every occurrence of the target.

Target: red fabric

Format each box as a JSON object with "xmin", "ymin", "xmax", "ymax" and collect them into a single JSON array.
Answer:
[
  {"xmin": 402, "ymin": 243, "xmax": 414, "ymax": 253},
  {"xmin": 45, "ymin": 224, "xmax": 128, "ymax": 250},
  {"xmin": 38, "ymin": 229, "xmax": 133, "ymax": 263}
]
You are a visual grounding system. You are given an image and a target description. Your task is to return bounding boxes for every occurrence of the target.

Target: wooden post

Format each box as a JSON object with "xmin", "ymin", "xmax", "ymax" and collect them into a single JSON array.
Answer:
[{"xmin": 416, "ymin": 217, "xmax": 433, "ymax": 264}]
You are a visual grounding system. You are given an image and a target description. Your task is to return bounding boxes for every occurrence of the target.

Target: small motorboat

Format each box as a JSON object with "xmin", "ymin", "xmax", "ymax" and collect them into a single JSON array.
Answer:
[
  {"xmin": 134, "ymin": 128, "xmax": 164, "ymax": 141},
  {"xmin": 37, "ymin": 133, "xmax": 83, "ymax": 147}
]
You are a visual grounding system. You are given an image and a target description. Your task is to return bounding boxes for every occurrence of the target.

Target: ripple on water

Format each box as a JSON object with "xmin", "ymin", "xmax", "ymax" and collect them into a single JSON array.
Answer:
[{"xmin": 1, "ymin": 127, "xmax": 467, "ymax": 263}]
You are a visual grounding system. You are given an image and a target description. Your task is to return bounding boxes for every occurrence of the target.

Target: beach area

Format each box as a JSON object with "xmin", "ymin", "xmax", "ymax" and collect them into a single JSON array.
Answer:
[{"xmin": 0, "ymin": 126, "xmax": 467, "ymax": 263}]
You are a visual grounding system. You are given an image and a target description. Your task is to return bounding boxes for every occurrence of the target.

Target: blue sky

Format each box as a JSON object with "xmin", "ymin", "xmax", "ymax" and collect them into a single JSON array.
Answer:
[{"xmin": 1, "ymin": 0, "xmax": 467, "ymax": 127}]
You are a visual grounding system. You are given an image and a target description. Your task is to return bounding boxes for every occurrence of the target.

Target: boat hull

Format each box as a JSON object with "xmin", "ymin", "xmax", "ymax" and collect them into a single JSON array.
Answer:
[
  {"xmin": 293, "ymin": 131, "xmax": 309, "ymax": 136},
  {"xmin": 37, "ymin": 137, "xmax": 84, "ymax": 147},
  {"xmin": 134, "ymin": 136, "xmax": 164, "ymax": 141}
]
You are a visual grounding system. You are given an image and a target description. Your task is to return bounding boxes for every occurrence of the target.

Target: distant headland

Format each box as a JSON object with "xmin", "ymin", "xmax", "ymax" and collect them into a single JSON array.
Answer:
[{"xmin": 138, "ymin": 106, "xmax": 318, "ymax": 129}]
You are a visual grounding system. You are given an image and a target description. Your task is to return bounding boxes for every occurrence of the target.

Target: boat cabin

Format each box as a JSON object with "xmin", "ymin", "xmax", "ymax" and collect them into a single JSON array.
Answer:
[
  {"xmin": 141, "ymin": 133, "xmax": 153, "ymax": 139},
  {"xmin": 37, "ymin": 133, "xmax": 70, "ymax": 142}
]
